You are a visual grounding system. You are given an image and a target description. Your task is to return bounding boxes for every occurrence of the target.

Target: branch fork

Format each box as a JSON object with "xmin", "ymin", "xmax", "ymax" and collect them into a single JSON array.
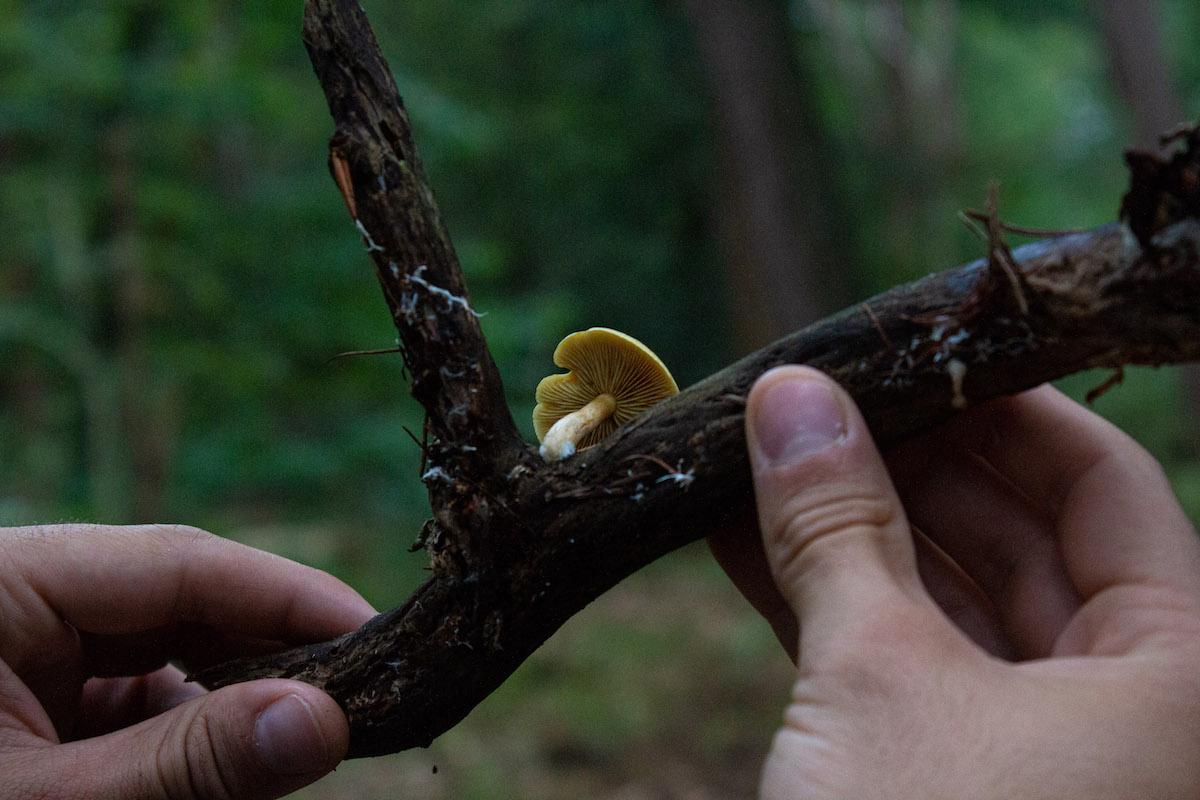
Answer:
[{"xmin": 192, "ymin": 0, "xmax": 1200, "ymax": 757}]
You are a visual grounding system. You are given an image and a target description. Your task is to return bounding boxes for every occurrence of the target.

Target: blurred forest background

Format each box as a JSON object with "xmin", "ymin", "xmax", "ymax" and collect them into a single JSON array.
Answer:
[{"xmin": 2, "ymin": 1, "xmax": 1198, "ymax": 797}]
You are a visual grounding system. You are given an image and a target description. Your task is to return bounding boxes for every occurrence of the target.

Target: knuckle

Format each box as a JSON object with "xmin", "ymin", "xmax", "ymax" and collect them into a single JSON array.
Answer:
[
  {"xmin": 1135, "ymin": 450, "xmax": 1173, "ymax": 492},
  {"xmin": 153, "ymin": 701, "xmax": 238, "ymax": 800},
  {"xmin": 116, "ymin": 524, "xmax": 215, "ymax": 581},
  {"xmin": 1106, "ymin": 438, "xmax": 1165, "ymax": 485},
  {"xmin": 775, "ymin": 487, "xmax": 898, "ymax": 543},
  {"xmin": 769, "ymin": 488, "xmax": 899, "ymax": 576},
  {"xmin": 142, "ymin": 524, "xmax": 215, "ymax": 553},
  {"xmin": 1074, "ymin": 438, "xmax": 1167, "ymax": 504},
  {"xmin": 193, "ymin": 709, "xmax": 240, "ymax": 800},
  {"xmin": 152, "ymin": 705, "xmax": 194, "ymax": 799}
]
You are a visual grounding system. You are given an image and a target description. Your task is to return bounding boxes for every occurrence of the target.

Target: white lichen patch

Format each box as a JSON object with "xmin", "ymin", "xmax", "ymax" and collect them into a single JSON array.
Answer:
[
  {"xmin": 355, "ymin": 219, "xmax": 386, "ymax": 253},
  {"xmin": 407, "ymin": 265, "xmax": 484, "ymax": 317},
  {"xmin": 421, "ymin": 466, "xmax": 453, "ymax": 483},
  {"xmin": 398, "ymin": 290, "xmax": 420, "ymax": 324},
  {"xmin": 932, "ymin": 327, "xmax": 971, "ymax": 364},
  {"xmin": 656, "ymin": 464, "xmax": 695, "ymax": 488}
]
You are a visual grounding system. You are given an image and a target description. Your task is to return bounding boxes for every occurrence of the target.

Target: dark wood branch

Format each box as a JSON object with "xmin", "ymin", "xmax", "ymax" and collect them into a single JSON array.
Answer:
[
  {"xmin": 192, "ymin": 0, "xmax": 1200, "ymax": 759},
  {"xmin": 301, "ymin": 0, "xmax": 525, "ymax": 574}
]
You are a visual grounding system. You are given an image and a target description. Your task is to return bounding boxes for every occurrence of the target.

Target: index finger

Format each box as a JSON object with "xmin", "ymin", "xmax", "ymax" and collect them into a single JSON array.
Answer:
[
  {"xmin": 931, "ymin": 386, "xmax": 1200, "ymax": 600},
  {"xmin": 5, "ymin": 524, "xmax": 376, "ymax": 642}
]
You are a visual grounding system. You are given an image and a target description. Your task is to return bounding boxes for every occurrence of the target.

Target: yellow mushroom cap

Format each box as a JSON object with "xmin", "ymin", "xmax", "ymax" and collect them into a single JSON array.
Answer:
[{"xmin": 533, "ymin": 327, "xmax": 678, "ymax": 448}]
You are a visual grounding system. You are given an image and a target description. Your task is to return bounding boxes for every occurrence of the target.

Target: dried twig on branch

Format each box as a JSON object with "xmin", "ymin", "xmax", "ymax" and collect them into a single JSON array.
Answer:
[{"xmin": 193, "ymin": 0, "xmax": 1200, "ymax": 758}]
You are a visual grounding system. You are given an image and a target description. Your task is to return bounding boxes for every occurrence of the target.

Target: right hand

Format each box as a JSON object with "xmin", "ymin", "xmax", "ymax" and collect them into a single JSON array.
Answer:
[{"xmin": 712, "ymin": 366, "xmax": 1200, "ymax": 799}]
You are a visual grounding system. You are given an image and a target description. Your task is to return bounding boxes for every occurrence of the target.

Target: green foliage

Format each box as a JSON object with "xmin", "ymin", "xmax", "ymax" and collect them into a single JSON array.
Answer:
[
  {"xmin": 0, "ymin": 1, "xmax": 727, "ymax": 554},
  {"xmin": 1, "ymin": 0, "xmax": 1196, "ymax": 556},
  {"xmin": 1, "ymin": 0, "xmax": 1197, "ymax": 570}
]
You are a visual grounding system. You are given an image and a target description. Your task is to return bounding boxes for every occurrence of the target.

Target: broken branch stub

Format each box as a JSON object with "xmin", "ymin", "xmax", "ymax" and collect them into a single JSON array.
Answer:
[{"xmin": 192, "ymin": 0, "xmax": 1200, "ymax": 758}]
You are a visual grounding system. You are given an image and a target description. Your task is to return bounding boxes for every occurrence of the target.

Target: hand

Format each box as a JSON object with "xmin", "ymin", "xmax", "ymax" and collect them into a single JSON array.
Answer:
[
  {"xmin": 0, "ymin": 523, "xmax": 376, "ymax": 799},
  {"xmin": 710, "ymin": 366, "xmax": 1200, "ymax": 799}
]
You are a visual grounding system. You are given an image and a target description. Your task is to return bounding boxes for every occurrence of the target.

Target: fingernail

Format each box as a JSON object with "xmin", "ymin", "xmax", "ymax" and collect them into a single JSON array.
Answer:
[
  {"xmin": 752, "ymin": 375, "xmax": 846, "ymax": 465},
  {"xmin": 255, "ymin": 694, "xmax": 329, "ymax": 776}
]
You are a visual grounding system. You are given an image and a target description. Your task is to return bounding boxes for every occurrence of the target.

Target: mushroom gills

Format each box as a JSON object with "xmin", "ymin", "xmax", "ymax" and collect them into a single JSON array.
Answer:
[{"xmin": 533, "ymin": 328, "xmax": 678, "ymax": 461}]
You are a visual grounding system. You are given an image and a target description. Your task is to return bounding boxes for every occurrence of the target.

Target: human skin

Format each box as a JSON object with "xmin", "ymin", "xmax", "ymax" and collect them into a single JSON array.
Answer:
[
  {"xmin": 710, "ymin": 366, "xmax": 1200, "ymax": 799},
  {"xmin": 0, "ymin": 524, "xmax": 376, "ymax": 799}
]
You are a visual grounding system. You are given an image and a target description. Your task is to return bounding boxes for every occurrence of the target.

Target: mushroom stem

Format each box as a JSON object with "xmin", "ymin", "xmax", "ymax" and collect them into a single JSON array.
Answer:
[{"xmin": 539, "ymin": 393, "xmax": 617, "ymax": 460}]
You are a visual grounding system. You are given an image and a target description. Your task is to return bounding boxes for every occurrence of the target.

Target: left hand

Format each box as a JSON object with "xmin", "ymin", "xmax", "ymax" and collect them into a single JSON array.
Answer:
[{"xmin": 0, "ymin": 523, "xmax": 376, "ymax": 799}]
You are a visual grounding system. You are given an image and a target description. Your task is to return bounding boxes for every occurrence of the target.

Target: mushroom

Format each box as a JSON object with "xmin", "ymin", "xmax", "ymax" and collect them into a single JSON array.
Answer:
[{"xmin": 534, "ymin": 327, "xmax": 678, "ymax": 461}]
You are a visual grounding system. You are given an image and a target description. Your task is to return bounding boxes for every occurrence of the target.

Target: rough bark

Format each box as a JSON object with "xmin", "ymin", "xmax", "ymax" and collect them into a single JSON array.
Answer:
[
  {"xmin": 1092, "ymin": 0, "xmax": 1200, "ymax": 448},
  {"xmin": 193, "ymin": 0, "xmax": 1200, "ymax": 758}
]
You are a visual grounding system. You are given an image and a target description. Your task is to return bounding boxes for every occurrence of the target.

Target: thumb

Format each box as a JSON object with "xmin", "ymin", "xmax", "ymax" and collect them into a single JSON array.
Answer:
[
  {"xmin": 31, "ymin": 679, "xmax": 348, "ymax": 799},
  {"xmin": 746, "ymin": 366, "xmax": 928, "ymax": 660}
]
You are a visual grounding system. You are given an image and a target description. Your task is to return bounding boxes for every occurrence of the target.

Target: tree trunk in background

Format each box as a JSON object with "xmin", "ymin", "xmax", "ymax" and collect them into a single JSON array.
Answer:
[
  {"xmin": 1092, "ymin": 0, "xmax": 1200, "ymax": 450},
  {"xmin": 683, "ymin": 0, "xmax": 853, "ymax": 353},
  {"xmin": 1093, "ymin": 0, "xmax": 1185, "ymax": 147},
  {"xmin": 42, "ymin": 178, "xmax": 132, "ymax": 522},
  {"xmin": 106, "ymin": 118, "xmax": 158, "ymax": 522},
  {"xmin": 805, "ymin": 0, "xmax": 962, "ymax": 279},
  {"xmin": 106, "ymin": 10, "xmax": 183, "ymax": 522},
  {"xmin": 872, "ymin": 0, "xmax": 960, "ymax": 273}
]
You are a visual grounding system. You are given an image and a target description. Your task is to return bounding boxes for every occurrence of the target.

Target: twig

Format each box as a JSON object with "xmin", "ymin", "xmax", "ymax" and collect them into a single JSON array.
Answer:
[
  {"xmin": 1085, "ymin": 367, "xmax": 1126, "ymax": 404},
  {"xmin": 982, "ymin": 183, "xmax": 1031, "ymax": 316},
  {"xmin": 961, "ymin": 208, "xmax": 1087, "ymax": 238},
  {"xmin": 326, "ymin": 346, "xmax": 403, "ymax": 363}
]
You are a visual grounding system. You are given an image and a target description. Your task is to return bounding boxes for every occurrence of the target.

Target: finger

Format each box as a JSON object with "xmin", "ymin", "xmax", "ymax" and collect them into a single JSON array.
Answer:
[
  {"xmin": 0, "ymin": 657, "xmax": 57, "ymax": 744},
  {"xmin": 8, "ymin": 679, "xmax": 347, "ymax": 800},
  {"xmin": 7, "ymin": 524, "xmax": 377, "ymax": 642},
  {"xmin": 1055, "ymin": 432, "xmax": 1200, "ymax": 602},
  {"xmin": 907, "ymin": 387, "xmax": 1200, "ymax": 598},
  {"xmin": 708, "ymin": 513, "xmax": 1012, "ymax": 660},
  {"xmin": 707, "ymin": 510, "xmax": 799, "ymax": 659},
  {"xmin": 74, "ymin": 666, "xmax": 205, "ymax": 739},
  {"xmin": 888, "ymin": 434, "xmax": 1080, "ymax": 657},
  {"xmin": 910, "ymin": 525, "xmax": 1014, "ymax": 659},
  {"xmin": 80, "ymin": 625, "xmax": 310, "ymax": 678},
  {"xmin": 745, "ymin": 366, "xmax": 939, "ymax": 662}
]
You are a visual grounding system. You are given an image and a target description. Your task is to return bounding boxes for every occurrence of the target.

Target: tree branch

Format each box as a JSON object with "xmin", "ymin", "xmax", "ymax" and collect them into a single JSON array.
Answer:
[
  {"xmin": 300, "ymin": 0, "xmax": 526, "ymax": 575},
  {"xmin": 192, "ymin": 0, "xmax": 1200, "ymax": 758}
]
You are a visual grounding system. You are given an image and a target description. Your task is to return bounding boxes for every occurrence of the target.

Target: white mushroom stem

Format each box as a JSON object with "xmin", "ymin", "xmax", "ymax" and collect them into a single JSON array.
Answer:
[{"xmin": 539, "ymin": 393, "xmax": 617, "ymax": 461}]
